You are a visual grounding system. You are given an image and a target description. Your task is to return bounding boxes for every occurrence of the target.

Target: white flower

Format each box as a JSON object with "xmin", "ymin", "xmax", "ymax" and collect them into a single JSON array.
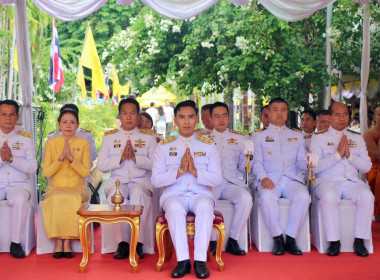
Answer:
[
  {"xmin": 201, "ymin": 42, "xmax": 214, "ymax": 48},
  {"xmin": 144, "ymin": 14, "xmax": 155, "ymax": 28},
  {"xmin": 235, "ymin": 36, "xmax": 249, "ymax": 51},
  {"xmin": 172, "ymin": 25, "xmax": 181, "ymax": 33}
]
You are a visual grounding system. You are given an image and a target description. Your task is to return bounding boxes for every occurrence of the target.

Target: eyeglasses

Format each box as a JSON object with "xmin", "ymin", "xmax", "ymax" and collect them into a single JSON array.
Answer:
[{"xmin": 213, "ymin": 114, "xmax": 228, "ymax": 120}]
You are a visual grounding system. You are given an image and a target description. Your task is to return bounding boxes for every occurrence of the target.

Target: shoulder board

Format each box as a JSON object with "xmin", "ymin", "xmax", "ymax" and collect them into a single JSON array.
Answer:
[
  {"xmin": 254, "ymin": 128, "xmax": 266, "ymax": 132},
  {"xmin": 139, "ymin": 129, "xmax": 154, "ymax": 135},
  {"xmin": 104, "ymin": 129, "xmax": 118, "ymax": 136},
  {"xmin": 17, "ymin": 131, "xmax": 32, "ymax": 138},
  {"xmin": 48, "ymin": 129, "xmax": 59, "ymax": 135},
  {"xmin": 292, "ymin": 128, "xmax": 302, "ymax": 133},
  {"xmin": 229, "ymin": 129, "xmax": 244, "ymax": 135},
  {"xmin": 348, "ymin": 129, "xmax": 361, "ymax": 135},
  {"xmin": 16, "ymin": 122, "xmax": 22, "ymax": 126},
  {"xmin": 196, "ymin": 134, "xmax": 213, "ymax": 145},
  {"xmin": 160, "ymin": 136, "xmax": 176, "ymax": 145},
  {"xmin": 80, "ymin": 128, "xmax": 91, "ymax": 133},
  {"xmin": 198, "ymin": 130, "xmax": 211, "ymax": 135},
  {"xmin": 194, "ymin": 128, "xmax": 202, "ymax": 132},
  {"xmin": 315, "ymin": 129, "xmax": 328, "ymax": 135}
]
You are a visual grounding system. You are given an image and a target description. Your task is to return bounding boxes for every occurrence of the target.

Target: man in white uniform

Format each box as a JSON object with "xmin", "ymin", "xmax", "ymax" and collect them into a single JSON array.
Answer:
[
  {"xmin": 97, "ymin": 98, "xmax": 157, "ymax": 259},
  {"xmin": 163, "ymin": 99, "xmax": 175, "ymax": 139},
  {"xmin": 316, "ymin": 110, "xmax": 330, "ymax": 132},
  {"xmin": 252, "ymin": 97, "xmax": 310, "ymax": 255},
  {"xmin": 310, "ymin": 102, "xmax": 373, "ymax": 257},
  {"xmin": 200, "ymin": 104, "xmax": 213, "ymax": 131},
  {"xmin": 47, "ymin": 104, "xmax": 97, "ymax": 166},
  {"xmin": 152, "ymin": 100, "xmax": 222, "ymax": 279},
  {"xmin": 204, "ymin": 102, "xmax": 253, "ymax": 256},
  {"xmin": 0, "ymin": 100, "xmax": 37, "ymax": 258},
  {"xmin": 300, "ymin": 109, "xmax": 317, "ymax": 151}
]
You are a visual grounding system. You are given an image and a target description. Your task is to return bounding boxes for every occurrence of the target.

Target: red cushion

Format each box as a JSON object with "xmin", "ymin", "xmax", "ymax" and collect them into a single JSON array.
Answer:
[{"xmin": 156, "ymin": 211, "xmax": 224, "ymax": 225}]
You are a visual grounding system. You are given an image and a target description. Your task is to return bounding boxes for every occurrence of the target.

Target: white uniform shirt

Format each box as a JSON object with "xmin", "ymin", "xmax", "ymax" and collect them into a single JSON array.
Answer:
[
  {"xmin": 97, "ymin": 128, "xmax": 157, "ymax": 193},
  {"xmin": 309, "ymin": 127, "xmax": 372, "ymax": 185},
  {"xmin": 199, "ymin": 129, "xmax": 247, "ymax": 186},
  {"xmin": 252, "ymin": 123, "xmax": 307, "ymax": 186},
  {"xmin": 146, "ymin": 107, "xmax": 158, "ymax": 125},
  {"xmin": 151, "ymin": 134, "xmax": 222, "ymax": 205},
  {"xmin": 0, "ymin": 129, "xmax": 37, "ymax": 192},
  {"xmin": 163, "ymin": 106, "xmax": 174, "ymax": 123}
]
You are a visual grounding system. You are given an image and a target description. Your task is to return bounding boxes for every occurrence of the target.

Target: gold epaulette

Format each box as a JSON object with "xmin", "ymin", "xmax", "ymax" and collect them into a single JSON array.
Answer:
[
  {"xmin": 194, "ymin": 128, "xmax": 202, "ymax": 132},
  {"xmin": 48, "ymin": 129, "xmax": 59, "ymax": 135},
  {"xmin": 254, "ymin": 128, "xmax": 266, "ymax": 132},
  {"xmin": 139, "ymin": 129, "xmax": 154, "ymax": 135},
  {"xmin": 80, "ymin": 128, "xmax": 91, "ymax": 133},
  {"xmin": 196, "ymin": 134, "xmax": 213, "ymax": 145},
  {"xmin": 198, "ymin": 130, "xmax": 212, "ymax": 136},
  {"xmin": 160, "ymin": 136, "xmax": 176, "ymax": 145},
  {"xmin": 348, "ymin": 129, "xmax": 361, "ymax": 135},
  {"xmin": 16, "ymin": 122, "xmax": 22, "ymax": 126},
  {"xmin": 104, "ymin": 129, "xmax": 118, "ymax": 136},
  {"xmin": 315, "ymin": 129, "xmax": 328, "ymax": 135},
  {"xmin": 17, "ymin": 131, "xmax": 32, "ymax": 138},
  {"xmin": 229, "ymin": 129, "xmax": 244, "ymax": 135},
  {"xmin": 292, "ymin": 128, "xmax": 302, "ymax": 133}
]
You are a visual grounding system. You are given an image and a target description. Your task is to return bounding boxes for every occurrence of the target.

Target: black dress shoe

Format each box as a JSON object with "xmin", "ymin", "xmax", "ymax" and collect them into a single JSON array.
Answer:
[
  {"xmin": 285, "ymin": 235, "xmax": 302, "ymax": 255},
  {"xmin": 136, "ymin": 242, "xmax": 144, "ymax": 259},
  {"xmin": 114, "ymin": 241, "xmax": 130, "ymax": 259},
  {"xmin": 52, "ymin": 252, "xmax": 63, "ymax": 259},
  {"xmin": 327, "ymin": 240, "xmax": 341, "ymax": 256},
  {"xmin": 193, "ymin": 261, "xmax": 210, "ymax": 279},
  {"xmin": 10, "ymin": 242, "xmax": 25, "ymax": 258},
  {"xmin": 209, "ymin": 241, "xmax": 217, "ymax": 255},
  {"xmin": 354, "ymin": 238, "xmax": 369, "ymax": 257},
  {"xmin": 272, "ymin": 235, "xmax": 285, "ymax": 255},
  {"xmin": 225, "ymin": 237, "xmax": 246, "ymax": 256},
  {"xmin": 171, "ymin": 259, "xmax": 191, "ymax": 278},
  {"xmin": 63, "ymin": 252, "xmax": 75, "ymax": 258}
]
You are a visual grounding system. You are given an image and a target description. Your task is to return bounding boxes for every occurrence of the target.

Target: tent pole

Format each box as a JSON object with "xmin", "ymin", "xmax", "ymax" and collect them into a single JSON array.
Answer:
[{"xmin": 323, "ymin": 3, "xmax": 333, "ymax": 109}]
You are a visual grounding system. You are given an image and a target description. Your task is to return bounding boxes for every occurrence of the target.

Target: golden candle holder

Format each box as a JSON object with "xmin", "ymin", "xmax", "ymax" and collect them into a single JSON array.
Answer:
[{"xmin": 111, "ymin": 179, "xmax": 124, "ymax": 211}]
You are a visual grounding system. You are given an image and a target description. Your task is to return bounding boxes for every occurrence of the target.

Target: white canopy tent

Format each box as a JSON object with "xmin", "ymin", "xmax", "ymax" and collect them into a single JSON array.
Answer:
[{"xmin": 0, "ymin": 0, "xmax": 376, "ymax": 137}]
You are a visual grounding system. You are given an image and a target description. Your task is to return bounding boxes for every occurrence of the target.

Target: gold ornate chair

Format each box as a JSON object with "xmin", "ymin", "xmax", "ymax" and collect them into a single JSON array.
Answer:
[{"xmin": 155, "ymin": 211, "xmax": 225, "ymax": 272}]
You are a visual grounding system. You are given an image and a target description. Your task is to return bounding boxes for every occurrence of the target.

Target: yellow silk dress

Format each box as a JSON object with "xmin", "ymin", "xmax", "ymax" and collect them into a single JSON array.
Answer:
[{"xmin": 42, "ymin": 135, "xmax": 91, "ymax": 239}]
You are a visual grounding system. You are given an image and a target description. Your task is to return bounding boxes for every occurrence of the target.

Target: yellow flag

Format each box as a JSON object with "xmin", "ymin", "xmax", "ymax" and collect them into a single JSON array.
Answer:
[
  {"xmin": 109, "ymin": 67, "xmax": 129, "ymax": 100},
  {"xmin": 76, "ymin": 25, "xmax": 108, "ymax": 102},
  {"xmin": 14, "ymin": 46, "xmax": 18, "ymax": 72}
]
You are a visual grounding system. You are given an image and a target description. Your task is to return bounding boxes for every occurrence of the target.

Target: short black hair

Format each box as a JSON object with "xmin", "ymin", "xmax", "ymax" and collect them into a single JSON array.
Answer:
[
  {"xmin": 260, "ymin": 105, "xmax": 269, "ymax": 114},
  {"xmin": 268, "ymin": 97, "xmax": 288, "ymax": 110},
  {"xmin": 150, "ymin": 102, "xmax": 155, "ymax": 107},
  {"xmin": 174, "ymin": 100, "xmax": 198, "ymax": 116},
  {"xmin": 301, "ymin": 109, "xmax": 316, "ymax": 121},
  {"xmin": 328, "ymin": 102, "xmax": 348, "ymax": 116},
  {"xmin": 140, "ymin": 112, "xmax": 153, "ymax": 128},
  {"xmin": 58, "ymin": 110, "xmax": 79, "ymax": 123},
  {"xmin": 317, "ymin": 109, "xmax": 329, "ymax": 117},
  {"xmin": 201, "ymin": 104, "xmax": 212, "ymax": 112},
  {"xmin": 210, "ymin": 102, "xmax": 229, "ymax": 116},
  {"xmin": 61, "ymin": 103, "xmax": 79, "ymax": 113},
  {"xmin": 119, "ymin": 97, "xmax": 140, "ymax": 113},
  {"xmin": 0, "ymin": 100, "xmax": 19, "ymax": 114}
]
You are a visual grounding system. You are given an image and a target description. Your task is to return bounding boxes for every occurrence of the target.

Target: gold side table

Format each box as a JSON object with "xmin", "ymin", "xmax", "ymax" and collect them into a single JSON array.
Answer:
[{"xmin": 77, "ymin": 204, "xmax": 143, "ymax": 273}]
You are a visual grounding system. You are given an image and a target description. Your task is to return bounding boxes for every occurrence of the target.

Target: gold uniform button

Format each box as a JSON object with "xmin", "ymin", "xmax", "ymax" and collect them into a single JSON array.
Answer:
[
  {"xmin": 128, "ymin": 170, "xmax": 131, "ymax": 174},
  {"xmin": 283, "ymin": 162, "xmax": 286, "ymax": 166},
  {"xmin": 282, "ymin": 152, "xmax": 285, "ymax": 155},
  {"xmin": 283, "ymin": 172, "xmax": 286, "ymax": 175},
  {"xmin": 8, "ymin": 182, "xmax": 10, "ymax": 185},
  {"xmin": 280, "ymin": 132, "xmax": 282, "ymax": 135},
  {"xmin": 187, "ymin": 182, "xmax": 190, "ymax": 186},
  {"xmin": 7, "ymin": 172, "xmax": 10, "ymax": 175},
  {"xmin": 281, "ymin": 141, "xmax": 284, "ymax": 145},
  {"xmin": 343, "ymin": 165, "xmax": 347, "ymax": 168}
]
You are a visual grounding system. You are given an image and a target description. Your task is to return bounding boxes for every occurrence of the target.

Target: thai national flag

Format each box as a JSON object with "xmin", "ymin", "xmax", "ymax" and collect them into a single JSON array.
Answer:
[{"xmin": 49, "ymin": 19, "xmax": 64, "ymax": 93}]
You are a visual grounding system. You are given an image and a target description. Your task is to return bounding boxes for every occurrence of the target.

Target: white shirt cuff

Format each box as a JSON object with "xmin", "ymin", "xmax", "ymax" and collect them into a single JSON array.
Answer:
[{"xmin": 335, "ymin": 152, "xmax": 342, "ymax": 161}]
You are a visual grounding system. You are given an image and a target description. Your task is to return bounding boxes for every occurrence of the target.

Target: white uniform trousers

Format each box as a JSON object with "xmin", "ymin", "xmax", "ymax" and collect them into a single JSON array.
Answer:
[
  {"xmin": 257, "ymin": 176, "xmax": 310, "ymax": 238},
  {"xmin": 314, "ymin": 179, "xmax": 374, "ymax": 241},
  {"xmin": 106, "ymin": 182, "xmax": 153, "ymax": 244},
  {"xmin": 211, "ymin": 182, "xmax": 252, "ymax": 240},
  {"xmin": 163, "ymin": 193, "xmax": 214, "ymax": 262},
  {"xmin": 0, "ymin": 187, "xmax": 30, "ymax": 243}
]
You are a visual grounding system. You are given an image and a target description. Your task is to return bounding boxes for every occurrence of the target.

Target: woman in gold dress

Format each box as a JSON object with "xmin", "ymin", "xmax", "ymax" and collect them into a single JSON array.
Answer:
[{"xmin": 42, "ymin": 109, "xmax": 90, "ymax": 259}]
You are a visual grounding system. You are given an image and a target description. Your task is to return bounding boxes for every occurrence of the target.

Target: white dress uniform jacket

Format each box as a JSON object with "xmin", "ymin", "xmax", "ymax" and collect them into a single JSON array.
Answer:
[
  {"xmin": 309, "ymin": 127, "xmax": 374, "ymax": 241},
  {"xmin": 252, "ymin": 123, "xmax": 310, "ymax": 238},
  {"xmin": 0, "ymin": 129, "xmax": 37, "ymax": 243}
]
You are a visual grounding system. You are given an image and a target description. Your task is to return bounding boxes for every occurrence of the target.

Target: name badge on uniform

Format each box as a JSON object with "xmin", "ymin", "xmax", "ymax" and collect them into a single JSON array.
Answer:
[
  {"xmin": 114, "ymin": 144, "xmax": 121, "ymax": 148},
  {"xmin": 327, "ymin": 142, "xmax": 334, "ymax": 146},
  {"xmin": 265, "ymin": 136, "xmax": 274, "ymax": 142},
  {"xmin": 170, "ymin": 146, "xmax": 177, "ymax": 151},
  {"xmin": 348, "ymin": 139, "xmax": 357, "ymax": 148},
  {"xmin": 169, "ymin": 152, "xmax": 177, "ymax": 156},
  {"xmin": 288, "ymin": 138, "xmax": 298, "ymax": 142},
  {"xmin": 194, "ymin": 152, "xmax": 206, "ymax": 157}
]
